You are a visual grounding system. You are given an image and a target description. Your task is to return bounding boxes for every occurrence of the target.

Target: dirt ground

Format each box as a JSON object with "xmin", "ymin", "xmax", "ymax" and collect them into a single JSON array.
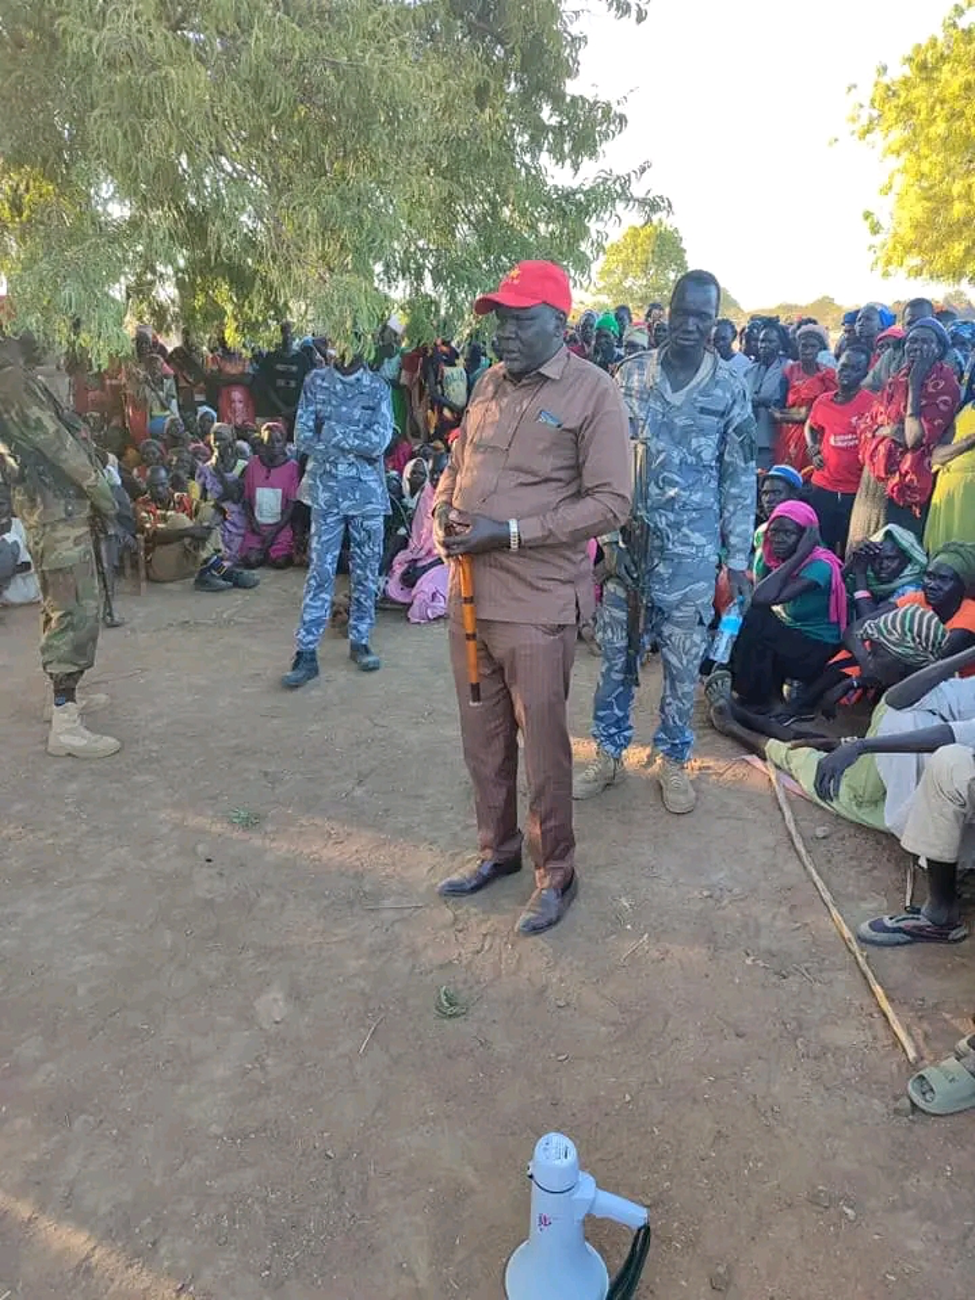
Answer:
[{"xmin": 0, "ymin": 568, "xmax": 973, "ymax": 1300}]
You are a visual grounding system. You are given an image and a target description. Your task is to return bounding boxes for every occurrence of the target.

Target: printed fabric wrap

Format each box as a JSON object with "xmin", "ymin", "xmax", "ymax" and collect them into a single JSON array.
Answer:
[{"xmin": 859, "ymin": 361, "xmax": 960, "ymax": 507}]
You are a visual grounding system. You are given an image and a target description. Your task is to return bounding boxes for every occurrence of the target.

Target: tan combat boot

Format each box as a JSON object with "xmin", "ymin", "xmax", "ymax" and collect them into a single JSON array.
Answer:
[
  {"xmin": 42, "ymin": 692, "xmax": 110, "ymax": 722},
  {"xmin": 652, "ymin": 751, "xmax": 696, "ymax": 814},
  {"xmin": 47, "ymin": 702, "xmax": 122, "ymax": 758},
  {"xmin": 573, "ymin": 747, "xmax": 626, "ymax": 800}
]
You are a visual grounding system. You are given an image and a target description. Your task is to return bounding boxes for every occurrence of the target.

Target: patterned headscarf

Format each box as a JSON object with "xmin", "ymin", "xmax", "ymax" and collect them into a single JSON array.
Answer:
[
  {"xmin": 860, "ymin": 605, "xmax": 947, "ymax": 668},
  {"xmin": 762, "ymin": 501, "xmax": 848, "ymax": 631},
  {"xmin": 864, "ymin": 523, "xmax": 928, "ymax": 599}
]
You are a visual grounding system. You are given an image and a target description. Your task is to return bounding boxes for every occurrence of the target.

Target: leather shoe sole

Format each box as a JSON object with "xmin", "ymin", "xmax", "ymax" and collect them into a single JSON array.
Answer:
[
  {"xmin": 437, "ymin": 855, "xmax": 523, "ymax": 897},
  {"xmin": 516, "ymin": 875, "xmax": 578, "ymax": 936}
]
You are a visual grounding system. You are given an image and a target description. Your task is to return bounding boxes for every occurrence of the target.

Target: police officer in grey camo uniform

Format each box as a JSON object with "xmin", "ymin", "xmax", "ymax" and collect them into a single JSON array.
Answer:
[
  {"xmin": 574, "ymin": 270, "xmax": 757, "ymax": 813},
  {"xmin": 281, "ymin": 353, "xmax": 392, "ymax": 687}
]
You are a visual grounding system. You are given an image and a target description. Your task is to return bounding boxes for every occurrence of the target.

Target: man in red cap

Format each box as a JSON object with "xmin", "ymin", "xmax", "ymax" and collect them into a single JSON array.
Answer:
[{"xmin": 434, "ymin": 260, "xmax": 632, "ymax": 935}]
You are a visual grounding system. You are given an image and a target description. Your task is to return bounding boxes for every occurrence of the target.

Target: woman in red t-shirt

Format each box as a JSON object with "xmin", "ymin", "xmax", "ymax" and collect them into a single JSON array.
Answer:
[
  {"xmin": 805, "ymin": 343, "xmax": 875, "ymax": 555},
  {"xmin": 771, "ymin": 324, "xmax": 838, "ymax": 470}
]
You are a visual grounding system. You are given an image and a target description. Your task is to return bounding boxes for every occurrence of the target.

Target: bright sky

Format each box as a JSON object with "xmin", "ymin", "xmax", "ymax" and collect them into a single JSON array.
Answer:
[{"xmin": 573, "ymin": 0, "xmax": 961, "ymax": 310}]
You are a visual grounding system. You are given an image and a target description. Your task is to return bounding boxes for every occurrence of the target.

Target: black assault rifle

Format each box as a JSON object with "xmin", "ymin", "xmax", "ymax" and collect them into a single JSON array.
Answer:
[{"xmin": 621, "ymin": 438, "xmax": 649, "ymax": 687}]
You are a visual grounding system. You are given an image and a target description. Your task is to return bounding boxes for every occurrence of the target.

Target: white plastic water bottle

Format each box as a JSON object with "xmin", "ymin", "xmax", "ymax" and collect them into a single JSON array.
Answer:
[{"xmin": 708, "ymin": 599, "xmax": 743, "ymax": 666}]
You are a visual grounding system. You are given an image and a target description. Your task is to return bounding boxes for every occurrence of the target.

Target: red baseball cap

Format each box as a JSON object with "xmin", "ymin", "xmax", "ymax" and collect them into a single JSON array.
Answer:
[{"xmin": 474, "ymin": 260, "xmax": 572, "ymax": 317}]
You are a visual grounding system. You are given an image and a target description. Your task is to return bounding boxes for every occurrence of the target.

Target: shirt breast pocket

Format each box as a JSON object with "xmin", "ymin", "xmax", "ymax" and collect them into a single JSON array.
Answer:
[
  {"xmin": 355, "ymin": 393, "xmax": 380, "ymax": 422},
  {"xmin": 506, "ymin": 417, "xmax": 573, "ymax": 482},
  {"xmin": 688, "ymin": 406, "xmax": 725, "ymax": 465}
]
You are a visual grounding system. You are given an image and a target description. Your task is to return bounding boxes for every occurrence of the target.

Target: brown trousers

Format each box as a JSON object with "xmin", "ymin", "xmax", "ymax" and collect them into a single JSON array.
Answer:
[{"xmin": 449, "ymin": 610, "xmax": 577, "ymax": 889}]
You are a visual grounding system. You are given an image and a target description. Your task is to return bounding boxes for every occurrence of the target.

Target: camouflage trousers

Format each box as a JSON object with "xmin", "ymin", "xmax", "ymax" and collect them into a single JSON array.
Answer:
[
  {"xmin": 30, "ymin": 520, "xmax": 101, "ymax": 682},
  {"xmin": 591, "ymin": 573, "xmax": 714, "ymax": 766},
  {"xmin": 295, "ymin": 508, "xmax": 384, "ymax": 650}
]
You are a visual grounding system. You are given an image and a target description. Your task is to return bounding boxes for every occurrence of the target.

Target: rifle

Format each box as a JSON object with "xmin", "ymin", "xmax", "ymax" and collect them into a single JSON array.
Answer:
[
  {"xmin": 622, "ymin": 438, "xmax": 649, "ymax": 688},
  {"xmin": 90, "ymin": 514, "xmax": 119, "ymax": 627}
]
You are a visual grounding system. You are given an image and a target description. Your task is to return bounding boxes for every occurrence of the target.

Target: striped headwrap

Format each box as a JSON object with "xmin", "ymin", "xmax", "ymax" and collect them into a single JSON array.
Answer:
[{"xmin": 860, "ymin": 605, "xmax": 947, "ymax": 669}]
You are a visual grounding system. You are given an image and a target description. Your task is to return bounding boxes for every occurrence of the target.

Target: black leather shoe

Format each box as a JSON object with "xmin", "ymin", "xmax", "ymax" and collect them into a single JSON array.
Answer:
[
  {"xmin": 516, "ymin": 874, "xmax": 578, "ymax": 936},
  {"xmin": 437, "ymin": 854, "xmax": 522, "ymax": 897}
]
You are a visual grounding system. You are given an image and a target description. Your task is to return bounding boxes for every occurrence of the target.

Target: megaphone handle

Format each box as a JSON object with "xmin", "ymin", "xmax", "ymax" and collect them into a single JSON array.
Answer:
[{"xmin": 591, "ymin": 1187, "xmax": 649, "ymax": 1231}]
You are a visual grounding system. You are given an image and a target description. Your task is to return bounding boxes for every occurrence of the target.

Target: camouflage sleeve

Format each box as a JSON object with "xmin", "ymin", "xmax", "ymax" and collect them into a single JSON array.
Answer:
[
  {"xmin": 0, "ymin": 369, "xmax": 117, "ymax": 519},
  {"xmin": 599, "ymin": 356, "xmax": 650, "ymax": 546},
  {"xmin": 293, "ymin": 372, "xmax": 318, "ymax": 455},
  {"xmin": 615, "ymin": 353, "xmax": 652, "ymax": 439},
  {"xmin": 356, "ymin": 381, "xmax": 394, "ymax": 460},
  {"xmin": 719, "ymin": 382, "xmax": 758, "ymax": 571}
]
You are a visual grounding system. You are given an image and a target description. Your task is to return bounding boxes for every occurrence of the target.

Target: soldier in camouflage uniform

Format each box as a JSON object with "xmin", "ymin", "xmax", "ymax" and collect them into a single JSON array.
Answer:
[
  {"xmin": 574, "ymin": 271, "xmax": 757, "ymax": 812},
  {"xmin": 281, "ymin": 355, "xmax": 393, "ymax": 687},
  {"xmin": 0, "ymin": 337, "xmax": 121, "ymax": 758}
]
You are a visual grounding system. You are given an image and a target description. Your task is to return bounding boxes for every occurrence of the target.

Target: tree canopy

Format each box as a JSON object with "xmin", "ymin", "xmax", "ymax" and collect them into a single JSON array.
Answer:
[
  {"xmin": 853, "ymin": 4, "xmax": 975, "ymax": 285},
  {"xmin": 0, "ymin": 0, "xmax": 659, "ymax": 360},
  {"xmin": 593, "ymin": 221, "xmax": 687, "ymax": 310}
]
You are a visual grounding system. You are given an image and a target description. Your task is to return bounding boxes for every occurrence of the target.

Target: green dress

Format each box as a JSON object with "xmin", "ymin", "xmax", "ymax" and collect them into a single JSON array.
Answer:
[
  {"xmin": 925, "ymin": 404, "xmax": 975, "ymax": 553},
  {"xmin": 765, "ymin": 702, "xmax": 890, "ymax": 832}
]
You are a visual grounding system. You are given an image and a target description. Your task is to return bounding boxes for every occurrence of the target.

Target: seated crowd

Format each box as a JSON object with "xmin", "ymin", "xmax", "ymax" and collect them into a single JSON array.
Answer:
[{"xmin": 698, "ymin": 303, "xmax": 974, "ymax": 950}]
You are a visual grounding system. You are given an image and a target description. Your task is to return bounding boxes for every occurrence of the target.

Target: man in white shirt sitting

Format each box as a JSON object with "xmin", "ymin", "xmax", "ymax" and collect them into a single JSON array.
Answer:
[
  {"xmin": 0, "ymin": 481, "xmax": 40, "ymax": 605},
  {"xmin": 813, "ymin": 645, "xmax": 975, "ymax": 946}
]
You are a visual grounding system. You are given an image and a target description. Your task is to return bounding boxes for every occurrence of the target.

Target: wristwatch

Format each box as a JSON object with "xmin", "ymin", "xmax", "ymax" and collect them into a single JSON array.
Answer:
[{"xmin": 508, "ymin": 518, "xmax": 520, "ymax": 551}]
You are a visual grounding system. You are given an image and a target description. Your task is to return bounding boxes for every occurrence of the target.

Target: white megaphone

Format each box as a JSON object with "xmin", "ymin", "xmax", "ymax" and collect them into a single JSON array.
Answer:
[{"xmin": 504, "ymin": 1132, "xmax": 650, "ymax": 1300}]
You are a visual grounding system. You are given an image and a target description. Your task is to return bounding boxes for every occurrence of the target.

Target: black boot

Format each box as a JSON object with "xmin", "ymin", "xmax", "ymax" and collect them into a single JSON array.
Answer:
[
  {"xmin": 349, "ymin": 642, "xmax": 381, "ymax": 672},
  {"xmin": 281, "ymin": 650, "xmax": 320, "ymax": 689}
]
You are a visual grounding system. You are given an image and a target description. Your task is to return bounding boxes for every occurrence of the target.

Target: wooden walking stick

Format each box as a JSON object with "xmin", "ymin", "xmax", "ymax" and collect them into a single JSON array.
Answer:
[
  {"xmin": 766, "ymin": 761, "xmax": 920, "ymax": 1065},
  {"xmin": 457, "ymin": 554, "xmax": 481, "ymax": 706}
]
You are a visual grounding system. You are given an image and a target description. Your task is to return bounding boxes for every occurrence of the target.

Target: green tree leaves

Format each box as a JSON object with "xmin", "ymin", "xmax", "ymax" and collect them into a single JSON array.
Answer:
[
  {"xmin": 0, "ymin": 0, "xmax": 660, "ymax": 360},
  {"xmin": 853, "ymin": 5, "xmax": 975, "ymax": 285},
  {"xmin": 594, "ymin": 221, "xmax": 688, "ymax": 310}
]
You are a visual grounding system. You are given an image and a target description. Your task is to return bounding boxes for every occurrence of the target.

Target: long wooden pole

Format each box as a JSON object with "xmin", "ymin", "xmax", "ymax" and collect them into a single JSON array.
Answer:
[
  {"xmin": 766, "ymin": 762, "xmax": 920, "ymax": 1065},
  {"xmin": 457, "ymin": 555, "xmax": 481, "ymax": 706}
]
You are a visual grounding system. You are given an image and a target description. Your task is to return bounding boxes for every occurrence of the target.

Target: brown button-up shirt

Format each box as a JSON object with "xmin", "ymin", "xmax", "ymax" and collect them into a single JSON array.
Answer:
[{"xmin": 434, "ymin": 347, "xmax": 631, "ymax": 624}]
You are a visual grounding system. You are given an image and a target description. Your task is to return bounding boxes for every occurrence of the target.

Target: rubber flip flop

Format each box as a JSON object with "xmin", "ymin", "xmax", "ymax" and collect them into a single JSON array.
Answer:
[
  {"xmin": 857, "ymin": 911, "xmax": 970, "ymax": 946},
  {"xmin": 907, "ymin": 1045, "xmax": 976, "ymax": 1116}
]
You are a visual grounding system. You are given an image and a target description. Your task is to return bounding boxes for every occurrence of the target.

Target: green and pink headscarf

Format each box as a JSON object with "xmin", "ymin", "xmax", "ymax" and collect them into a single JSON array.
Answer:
[{"xmin": 762, "ymin": 501, "xmax": 849, "ymax": 631}]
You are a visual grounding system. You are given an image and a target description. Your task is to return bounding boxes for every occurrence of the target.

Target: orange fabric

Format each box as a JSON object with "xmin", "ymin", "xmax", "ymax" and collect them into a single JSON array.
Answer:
[
  {"xmin": 775, "ymin": 363, "xmax": 838, "ymax": 470},
  {"xmin": 828, "ymin": 648, "xmax": 861, "ymax": 679},
  {"xmin": 895, "ymin": 592, "xmax": 975, "ymax": 675},
  {"xmin": 830, "ymin": 594, "xmax": 975, "ymax": 681}
]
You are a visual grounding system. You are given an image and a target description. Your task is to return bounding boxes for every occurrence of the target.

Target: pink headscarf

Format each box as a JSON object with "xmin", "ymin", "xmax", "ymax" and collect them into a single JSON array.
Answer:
[{"xmin": 762, "ymin": 501, "xmax": 848, "ymax": 632}]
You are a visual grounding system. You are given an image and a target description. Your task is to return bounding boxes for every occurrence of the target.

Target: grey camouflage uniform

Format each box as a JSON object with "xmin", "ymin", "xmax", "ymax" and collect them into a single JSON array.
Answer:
[
  {"xmin": 293, "ymin": 365, "xmax": 392, "ymax": 650},
  {"xmin": 591, "ymin": 349, "xmax": 757, "ymax": 764}
]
